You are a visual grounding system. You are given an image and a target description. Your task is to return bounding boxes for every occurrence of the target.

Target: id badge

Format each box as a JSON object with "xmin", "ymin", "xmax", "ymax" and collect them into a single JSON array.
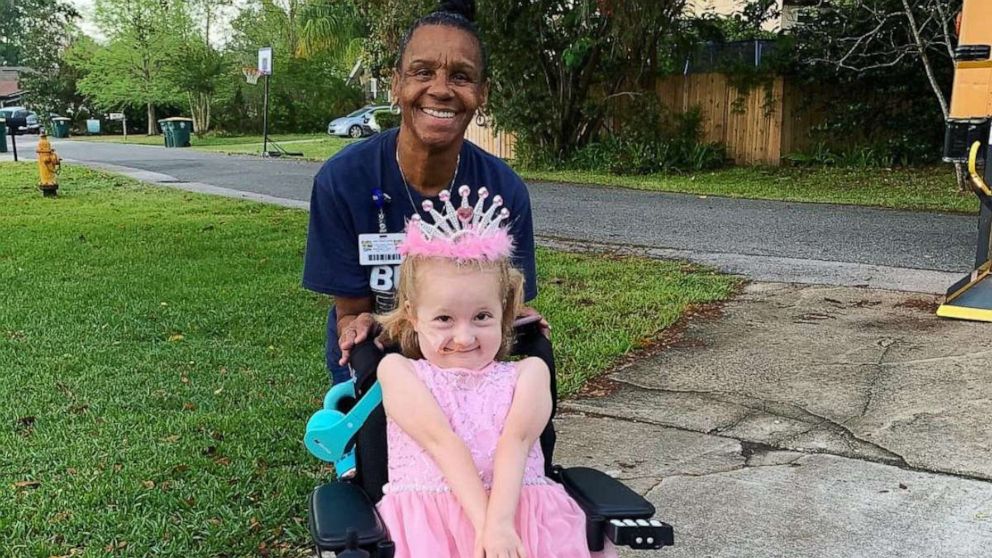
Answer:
[{"xmin": 358, "ymin": 233, "xmax": 404, "ymax": 266}]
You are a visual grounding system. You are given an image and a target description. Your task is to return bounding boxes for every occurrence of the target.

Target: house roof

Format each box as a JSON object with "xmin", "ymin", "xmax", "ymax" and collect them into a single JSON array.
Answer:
[{"xmin": 0, "ymin": 80, "xmax": 21, "ymax": 98}]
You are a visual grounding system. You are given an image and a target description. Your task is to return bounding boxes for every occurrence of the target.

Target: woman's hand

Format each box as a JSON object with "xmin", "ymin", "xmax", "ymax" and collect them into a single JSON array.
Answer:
[
  {"xmin": 337, "ymin": 312, "xmax": 379, "ymax": 366},
  {"xmin": 475, "ymin": 520, "xmax": 526, "ymax": 558},
  {"xmin": 516, "ymin": 305, "xmax": 550, "ymax": 339}
]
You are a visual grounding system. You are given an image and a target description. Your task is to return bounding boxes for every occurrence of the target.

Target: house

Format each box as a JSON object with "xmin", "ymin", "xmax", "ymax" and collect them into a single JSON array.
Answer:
[
  {"xmin": 346, "ymin": 60, "xmax": 391, "ymax": 105},
  {"xmin": 0, "ymin": 67, "xmax": 27, "ymax": 107},
  {"xmin": 687, "ymin": 0, "xmax": 811, "ymax": 31}
]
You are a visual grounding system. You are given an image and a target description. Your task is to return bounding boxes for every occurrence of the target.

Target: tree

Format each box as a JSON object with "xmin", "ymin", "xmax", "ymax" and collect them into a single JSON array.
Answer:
[
  {"xmin": 792, "ymin": 0, "xmax": 963, "ymax": 179},
  {"xmin": 479, "ymin": 0, "xmax": 689, "ymax": 163},
  {"xmin": 166, "ymin": 37, "xmax": 230, "ymax": 135},
  {"xmin": 0, "ymin": 0, "xmax": 81, "ymax": 122},
  {"xmin": 1, "ymin": 0, "xmax": 79, "ymax": 67},
  {"xmin": 350, "ymin": 0, "xmax": 432, "ymax": 76},
  {"xmin": 21, "ymin": 33, "xmax": 96, "ymax": 124},
  {"xmin": 167, "ymin": 0, "xmax": 237, "ymax": 135},
  {"xmin": 79, "ymin": 0, "xmax": 190, "ymax": 134},
  {"xmin": 297, "ymin": 0, "xmax": 365, "ymax": 62},
  {"xmin": 189, "ymin": 0, "xmax": 236, "ymax": 44},
  {"xmin": 217, "ymin": 0, "xmax": 363, "ymax": 134}
]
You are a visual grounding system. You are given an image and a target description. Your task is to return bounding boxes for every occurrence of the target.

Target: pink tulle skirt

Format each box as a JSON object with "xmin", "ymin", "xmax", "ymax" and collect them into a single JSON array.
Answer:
[{"xmin": 376, "ymin": 483, "xmax": 618, "ymax": 558}]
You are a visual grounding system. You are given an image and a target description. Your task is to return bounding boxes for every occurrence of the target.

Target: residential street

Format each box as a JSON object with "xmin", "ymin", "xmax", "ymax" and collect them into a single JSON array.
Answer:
[
  {"xmin": 20, "ymin": 137, "xmax": 976, "ymax": 293},
  {"xmin": 10, "ymin": 138, "xmax": 992, "ymax": 558}
]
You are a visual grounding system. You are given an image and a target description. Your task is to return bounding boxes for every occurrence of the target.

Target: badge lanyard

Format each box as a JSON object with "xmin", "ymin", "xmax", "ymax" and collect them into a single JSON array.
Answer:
[
  {"xmin": 364, "ymin": 187, "xmax": 402, "ymax": 314},
  {"xmin": 371, "ymin": 187, "xmax": 389, "ymax": 234}
]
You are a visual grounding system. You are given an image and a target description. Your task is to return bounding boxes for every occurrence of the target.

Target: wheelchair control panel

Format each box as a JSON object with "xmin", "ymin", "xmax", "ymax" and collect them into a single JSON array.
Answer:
[{"xmin": 607, "ymin": 518, "xmax": 674, "ymax": 549}]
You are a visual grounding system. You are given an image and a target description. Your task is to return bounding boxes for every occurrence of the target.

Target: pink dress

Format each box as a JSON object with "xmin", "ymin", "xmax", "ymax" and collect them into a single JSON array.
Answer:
[{"xmin": 376, "ymin": 359, "xmax": 618, "ymax": 558}]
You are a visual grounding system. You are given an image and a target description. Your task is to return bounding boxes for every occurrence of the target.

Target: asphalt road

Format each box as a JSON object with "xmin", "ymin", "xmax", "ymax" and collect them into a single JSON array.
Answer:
[{"xmin": 27, "ymin": 138, "xmax": 979, "ymax": 293}]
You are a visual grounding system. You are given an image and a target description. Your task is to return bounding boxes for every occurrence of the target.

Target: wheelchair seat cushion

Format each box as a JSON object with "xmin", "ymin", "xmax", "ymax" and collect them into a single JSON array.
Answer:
[{"xmin": 308, "ymin": 482, "xmax": 387, "ymax": 550}]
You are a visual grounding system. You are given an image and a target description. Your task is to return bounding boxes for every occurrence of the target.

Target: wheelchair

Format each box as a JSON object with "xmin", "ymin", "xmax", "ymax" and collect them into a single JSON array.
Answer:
[{"xmin": 304, "ymin": 321, "xmax": 674, "ymax": 557}]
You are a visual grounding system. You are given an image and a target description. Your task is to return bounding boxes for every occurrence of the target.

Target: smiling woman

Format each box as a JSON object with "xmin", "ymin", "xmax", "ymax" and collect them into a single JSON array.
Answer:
[
  {"xmin": 303, "ymin": 0, "xmax": 543, "ymax": 386},
  {"xmin": 393, "ymin": 17, "xmax": 487, "ymax": 155}
]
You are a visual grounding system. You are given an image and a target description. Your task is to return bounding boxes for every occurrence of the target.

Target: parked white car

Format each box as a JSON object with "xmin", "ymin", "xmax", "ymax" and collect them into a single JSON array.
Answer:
[{"xmin": 327, "ymin": 105, "xmax": 390, "ymax": 138}]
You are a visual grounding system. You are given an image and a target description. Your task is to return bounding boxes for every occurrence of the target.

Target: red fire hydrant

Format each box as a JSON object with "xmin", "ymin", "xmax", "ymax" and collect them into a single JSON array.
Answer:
[{"xmin": 36, "ymin": 131, "xmax": 61, "ymax": 197}]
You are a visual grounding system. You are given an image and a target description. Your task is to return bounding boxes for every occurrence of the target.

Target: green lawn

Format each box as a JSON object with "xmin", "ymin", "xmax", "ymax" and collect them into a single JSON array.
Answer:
[
  {"xmin": 68, "ymin": 134, "xmax": 975, "ymax": 213},
  {"xmin": 71, "ymin": 132, "xmax": 356, "ymax": 162},
  {"xmin": 68, "ymin": 132, "xmax": 327, "ymax": 148},
  {"xmin": 0, "ymin": 162, "xmax": 735, "ymax": 557},
  {"xmin": 522, "ymin": 166, "xmax": 976, "ymax": 214},
  {"xmin": 195, "ymin": 136, "xmax": 355, "ymax": 160}
]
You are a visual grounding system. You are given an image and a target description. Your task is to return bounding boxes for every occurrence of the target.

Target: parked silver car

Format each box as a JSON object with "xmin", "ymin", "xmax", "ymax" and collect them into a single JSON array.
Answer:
[{"xmin": 327, "ymin": 105, "xmax": 391, "ymax": 138}]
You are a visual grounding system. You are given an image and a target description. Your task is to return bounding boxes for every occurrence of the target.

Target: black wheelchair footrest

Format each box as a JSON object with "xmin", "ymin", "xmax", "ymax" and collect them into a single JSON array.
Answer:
[
  {"xmin": 308, "ymin": 482, "xmax": 388, "ymax": 552},
  {"xmin": 607, "ymin": 518, "xmax": 674, "ymax": 549}
]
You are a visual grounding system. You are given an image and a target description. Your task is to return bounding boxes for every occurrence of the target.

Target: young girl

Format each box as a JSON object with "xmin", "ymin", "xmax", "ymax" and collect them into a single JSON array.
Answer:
[{"xmin": 374, "ymin": 187, "xmax": 617, "ymax": 558}]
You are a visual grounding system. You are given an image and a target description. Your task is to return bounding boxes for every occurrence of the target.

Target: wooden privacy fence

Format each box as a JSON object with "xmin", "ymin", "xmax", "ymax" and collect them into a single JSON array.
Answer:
[
  {"xmin": 464, "ymin": 119, "xmax": 516, "ymax": 160},
  {"xmin": 656, "ymin": 72, "xmax": 820, "ymax": 165},
  {"xmin": 464, "ymin": 72, "xmax": 820, "ymax": 165}
]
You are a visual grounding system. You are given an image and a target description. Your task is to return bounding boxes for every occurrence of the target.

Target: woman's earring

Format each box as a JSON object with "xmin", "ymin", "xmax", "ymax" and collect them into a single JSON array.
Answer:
[
  {"xmin": 475, "ymin": 108, "xmax": 488, "ymax": 127},
  {"xmin": 390, "ymin": 102, "xmax": 400, "ymax": 115}
]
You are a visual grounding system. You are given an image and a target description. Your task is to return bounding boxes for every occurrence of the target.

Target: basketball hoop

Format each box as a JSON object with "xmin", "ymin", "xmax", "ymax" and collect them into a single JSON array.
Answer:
[{"xmin": 242, "ymin": 66, "xmax": 263, "ymax": 85}]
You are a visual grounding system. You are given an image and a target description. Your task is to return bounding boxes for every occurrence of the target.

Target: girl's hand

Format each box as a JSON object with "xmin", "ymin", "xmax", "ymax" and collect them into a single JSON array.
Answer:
[{"xmin": 476, "ymin": 521, "xmax": 526, "ymax": 558}]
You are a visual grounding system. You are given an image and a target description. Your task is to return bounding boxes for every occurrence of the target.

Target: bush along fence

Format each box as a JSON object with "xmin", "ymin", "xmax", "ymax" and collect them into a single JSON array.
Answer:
[{"xmin": 466, "ymin": 72, "xmax": 822, "ymax": 167}]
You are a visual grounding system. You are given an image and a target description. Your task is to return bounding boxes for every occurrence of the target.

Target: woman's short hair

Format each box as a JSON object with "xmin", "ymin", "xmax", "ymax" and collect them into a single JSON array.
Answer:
[
  {"xmin": 396, "ymin": 0, "xmax": 489, "ymax": 79},
  {"xmin": 377, "ymin": 255, "xmax": 524, "ymax": 360}
]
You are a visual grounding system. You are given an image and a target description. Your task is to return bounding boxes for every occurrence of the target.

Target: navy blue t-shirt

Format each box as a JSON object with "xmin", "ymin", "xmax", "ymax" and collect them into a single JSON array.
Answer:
[{"xmin": 303, "ymin": 128, "xmax": 538, "ymax": 383}]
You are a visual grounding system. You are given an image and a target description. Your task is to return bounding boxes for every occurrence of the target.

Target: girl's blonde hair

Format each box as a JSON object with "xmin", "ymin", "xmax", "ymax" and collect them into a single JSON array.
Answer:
[{"xmin": 377, "ymin": 255, "xmax": 525, "ymax": 360}]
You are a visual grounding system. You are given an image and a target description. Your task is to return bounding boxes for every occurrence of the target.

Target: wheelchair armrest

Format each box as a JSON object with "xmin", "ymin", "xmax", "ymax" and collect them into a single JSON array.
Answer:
[
  {"xmin": 554, "ymin": 466, "xmax": 674, "ymax": 551},
  {"xmin": 308, "ymin": 482, "xmax": 392, "ymax": 554}
]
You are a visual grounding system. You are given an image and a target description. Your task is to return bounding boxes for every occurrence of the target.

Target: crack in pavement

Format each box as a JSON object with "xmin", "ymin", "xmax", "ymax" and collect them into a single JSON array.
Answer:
[
  {"xmin": 874, "ymin": 348, "xmax": 992, "ymax": 366},
  {"xmin": 709, "ymin": 411, "xmax": 754, "ymax": 435},
  {"xmin": 614, "ymin": 378, "xmax": 906, "ymax": 465},
  {"xmin": 566, "ymin": 404, "xmax": 992, "ymax": 485},
  {"xmin": 643, "ymin": 453, "xmax": 811, "ymax": 496},
  {"xmin": 852, "ymin": 337, "xmax": 901, "ymax": 422},
  {"xmin": 569, "ymin": 378, "xmax": 908, "ymax": 465}
]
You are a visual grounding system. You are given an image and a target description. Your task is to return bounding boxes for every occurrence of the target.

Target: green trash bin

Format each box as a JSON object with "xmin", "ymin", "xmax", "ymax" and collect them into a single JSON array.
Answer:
[
  {"xmin": 158, "ymin": 117, "xmax": 193, "ymax": 148},
  {"xmin": 0, "ymin": 119, "xmax": 7, "ymax": 154},
  {"xmin": 51, "ymin": 117, "xmax": 72, "ymax": 138}
]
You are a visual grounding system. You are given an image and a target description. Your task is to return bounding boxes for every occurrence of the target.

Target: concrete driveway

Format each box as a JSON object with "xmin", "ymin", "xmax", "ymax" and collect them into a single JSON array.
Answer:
[{"xmin": 557, "ymin": 283, "xmax": 992, "ymax": 557}]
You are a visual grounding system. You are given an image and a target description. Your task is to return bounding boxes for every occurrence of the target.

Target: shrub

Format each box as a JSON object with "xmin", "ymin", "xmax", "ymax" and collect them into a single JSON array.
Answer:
[
  {"xmin": 374, "ymin": 110, "xmax": 400, "ymax": 130},
  {"xmin": 784, "ymin": 140, "xmax": 925, "ymax": 169},
  {"xmin": 565, "ymin": 103, "xmax": 727, "ymax": 174}
]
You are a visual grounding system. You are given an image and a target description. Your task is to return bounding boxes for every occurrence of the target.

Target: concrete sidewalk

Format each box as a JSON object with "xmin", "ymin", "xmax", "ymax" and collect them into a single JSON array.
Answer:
[{"xmin": 555, "ymin": 283, "xmax": 992, "ymax": 557}]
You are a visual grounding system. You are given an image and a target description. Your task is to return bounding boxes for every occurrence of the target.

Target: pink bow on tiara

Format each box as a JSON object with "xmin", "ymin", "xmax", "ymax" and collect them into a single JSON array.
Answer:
[{"xmin": 398, "ymin": 185, "xmax": 513, "ymax": 262}]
